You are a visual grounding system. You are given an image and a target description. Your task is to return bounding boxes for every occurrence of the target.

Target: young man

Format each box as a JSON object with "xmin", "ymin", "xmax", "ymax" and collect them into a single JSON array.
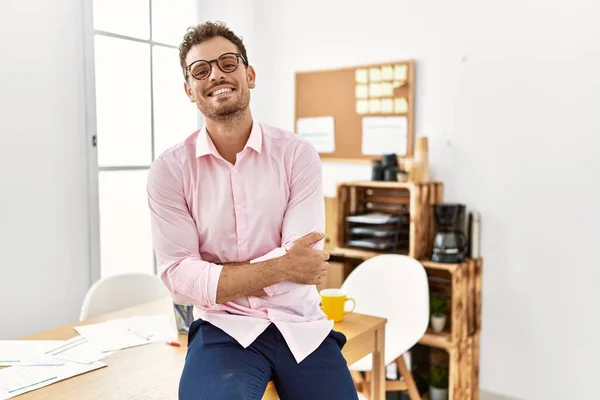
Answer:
[{"xmin": 147, "ymin": 22, "xmax": 358, "ymax": 399}]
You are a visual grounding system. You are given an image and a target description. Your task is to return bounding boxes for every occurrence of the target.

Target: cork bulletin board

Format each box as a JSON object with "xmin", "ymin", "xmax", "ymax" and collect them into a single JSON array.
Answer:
[{"xmin": 295, "ymin": 59, "xmax": 415, "ymax": 162}]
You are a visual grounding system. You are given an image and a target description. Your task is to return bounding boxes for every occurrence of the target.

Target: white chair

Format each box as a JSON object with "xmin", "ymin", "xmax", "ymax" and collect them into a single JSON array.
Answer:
[
  {"xmin": 79, "ymin": 273, "xmax": 171, "ymax": 321},
  {"xmin": 341, "ymin": 254, "xmax": 429, "ymax": 399}
]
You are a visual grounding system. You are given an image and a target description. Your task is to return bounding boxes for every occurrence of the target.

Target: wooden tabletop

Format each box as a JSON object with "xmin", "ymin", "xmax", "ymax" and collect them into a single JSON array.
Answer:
[{"xmin": 10, "ymin": 299, "xmax": 386, "ymax": 400}]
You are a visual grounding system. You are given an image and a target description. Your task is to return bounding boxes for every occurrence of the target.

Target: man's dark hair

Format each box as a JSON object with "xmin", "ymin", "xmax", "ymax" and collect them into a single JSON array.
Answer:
[{"xmin": 179, "ymin": 21, "xmax": 248, "ymax": 79}]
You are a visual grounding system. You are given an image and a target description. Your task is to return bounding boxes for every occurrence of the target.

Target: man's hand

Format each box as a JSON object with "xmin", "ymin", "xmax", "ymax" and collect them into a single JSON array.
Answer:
[{"xmin": 283, "ymin": 232, "xmax": 329, "ymax": 285}]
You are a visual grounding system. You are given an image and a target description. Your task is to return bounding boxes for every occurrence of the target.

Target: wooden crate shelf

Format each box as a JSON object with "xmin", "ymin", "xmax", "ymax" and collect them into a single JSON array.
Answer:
[
  {"xmin": 325, "ymin": 182, "xmax": 481, "ymax": 399},
  {"xmin": 468, "ymin": 259, "xmax": 483, "ymax": 336},
  {"xmin": 420, "ymin": 258, "xmax": 482, "ymax": 343},
  {"xmin": 327, "ymin": 255, "xmax": 481, "ymax": 347},
  {"xmin": 335, "ymin": 181, "xmax": 443, "ymax": 260},
  {"xmin": 416, "ymin": 331, "xmax": 479, "ymax": 400},
  {"xmin": 471, "ymin": 332, "xmax": 480, "ymax": 400},
  {"xmin": 323, "ymin": 255, "xmax": 482, "ymax": 399},
  {"xmin": 417, "ymin": 258, "xmax": 482, "ymax": 400},
  {"xmin": 419, "ymin": 331, "xmax": 454, "ymax": 350},
  {"xmin": 421, "ymin": 259, "xmax": 468, "ymax": 345}
]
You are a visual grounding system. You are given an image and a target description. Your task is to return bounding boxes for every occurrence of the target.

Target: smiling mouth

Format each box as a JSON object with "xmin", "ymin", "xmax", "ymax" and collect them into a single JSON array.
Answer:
[{"xmin": 208, "ymin": 87, "xmax": 235, "ymax": 97}]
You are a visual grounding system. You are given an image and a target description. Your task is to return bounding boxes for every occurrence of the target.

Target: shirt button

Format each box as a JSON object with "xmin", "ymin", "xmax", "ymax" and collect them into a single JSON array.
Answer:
[
  {"xmin": 251, "ymin": 301, "xmax": 257, "ymax": 307},
  {"xmin": 232, "ymin": 169, "xmax": 238, "ymax": 175},
  {"xmin": 236, "ymin": 204, "xmax": 243, "ymax": 210}
]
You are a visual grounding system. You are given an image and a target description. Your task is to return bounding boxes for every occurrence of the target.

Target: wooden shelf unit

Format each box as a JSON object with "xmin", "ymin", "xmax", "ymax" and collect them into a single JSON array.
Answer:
[
  {"xmin": 422, "ymin": 259, "xmax": 468, "ymax": 346},
  {"xmin": 327, "ymin": 249, "xmax": 482, "ymax": 399},
  {"xmin": 326, "ymin": 181, "xmax": 481, "ymax": 399},
  {"xmin": 328, "ymin": 252, "xmax": 482, "ymax": 346},
  {"xmin": 420, "ymin": 258, "xmax": 483, "ymax": 400},
  {"xmin": 335, "ymin": 181, "xmax": 443, "ymax": 259}
]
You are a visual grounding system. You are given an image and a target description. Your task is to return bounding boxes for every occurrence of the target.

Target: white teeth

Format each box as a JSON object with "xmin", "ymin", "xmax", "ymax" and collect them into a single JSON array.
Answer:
[{"xmin": 211, "ymin": 88, "xmax": 233, "ymax": 96}]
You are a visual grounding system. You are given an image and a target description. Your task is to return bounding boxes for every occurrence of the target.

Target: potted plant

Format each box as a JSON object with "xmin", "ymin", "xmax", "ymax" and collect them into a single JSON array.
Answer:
[
  {"xmin": 423, "ymin": 366, "xmax": 449, "ymax": 400},
  {"xmin": 430, "ymin": 294, "xmax": 448, "ymax": 333}
]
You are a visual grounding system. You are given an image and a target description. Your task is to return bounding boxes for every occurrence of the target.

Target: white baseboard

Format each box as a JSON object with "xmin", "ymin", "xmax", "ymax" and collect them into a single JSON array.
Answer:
[{"xmin": 481, "ymin": 390, "xmax": 521, "ymax": 400}]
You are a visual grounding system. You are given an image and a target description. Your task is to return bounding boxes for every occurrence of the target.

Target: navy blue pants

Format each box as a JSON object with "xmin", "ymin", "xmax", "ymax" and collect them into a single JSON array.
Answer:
[{"xmin": 179, "ymin": 319, "xmax": 359, "ymax": 399}]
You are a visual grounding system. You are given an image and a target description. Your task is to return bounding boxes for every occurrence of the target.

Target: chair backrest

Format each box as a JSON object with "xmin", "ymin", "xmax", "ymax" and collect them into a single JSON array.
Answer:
[
  {"xmin": 340, "ymin": 254, "xmax": 429, "ymax": 366},
  {"xmin": 79, "ymin": 273, "xmax": 171, "ymax": 321}
]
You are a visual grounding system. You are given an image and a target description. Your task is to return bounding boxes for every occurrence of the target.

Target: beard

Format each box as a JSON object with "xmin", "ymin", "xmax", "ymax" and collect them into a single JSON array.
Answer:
[{"xmin": 199, "ymin": 87, "xmax": 250, "ymax": 122}]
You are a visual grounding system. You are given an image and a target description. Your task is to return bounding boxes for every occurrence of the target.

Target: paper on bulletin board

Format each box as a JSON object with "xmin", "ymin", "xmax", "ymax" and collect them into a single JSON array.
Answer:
[
  {"xmin": 361, "ymin": 116, "xmax": 407, "ymax": 156},
  {"xmin": 296, "ymin": 116, "xmax": 335, "ymax": 153}
]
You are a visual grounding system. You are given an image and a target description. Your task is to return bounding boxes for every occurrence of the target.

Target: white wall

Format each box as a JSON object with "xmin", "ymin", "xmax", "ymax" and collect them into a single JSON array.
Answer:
[
  {"xmin": 0, "ymin": 0, "xmax": 91, "ymax": 338},
  {"xmin": 200, "ymin": 1, "xmax": 600, "ymax": 399}
]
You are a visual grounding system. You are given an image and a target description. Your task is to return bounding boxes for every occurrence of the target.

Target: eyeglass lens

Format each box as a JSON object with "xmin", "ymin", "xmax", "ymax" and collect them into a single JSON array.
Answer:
[{"xmin": 190, "ymin": 54, "xmax": 239, "ymax": 80}]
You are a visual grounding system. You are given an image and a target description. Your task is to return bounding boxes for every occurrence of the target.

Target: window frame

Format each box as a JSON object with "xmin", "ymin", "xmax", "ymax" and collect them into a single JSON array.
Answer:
[{"xmin": 82, "ymin": 0, "xmax": 194, "ymax": 284}]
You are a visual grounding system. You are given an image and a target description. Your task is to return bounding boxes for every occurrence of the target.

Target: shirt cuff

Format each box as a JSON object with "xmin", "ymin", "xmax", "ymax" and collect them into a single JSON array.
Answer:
[
  {"xmin": 206, "ymin": 263, "xmax": 224, "ymax": 305},
  {"xmin": 249, "ymin": 247, "xmax": 287, "ymax": 264}
]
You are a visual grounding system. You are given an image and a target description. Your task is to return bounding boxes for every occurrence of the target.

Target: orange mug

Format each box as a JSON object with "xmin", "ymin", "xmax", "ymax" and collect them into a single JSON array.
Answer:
[{"xmin": 320, "ymin": 289, "xmax": 356, "ymax": 322}]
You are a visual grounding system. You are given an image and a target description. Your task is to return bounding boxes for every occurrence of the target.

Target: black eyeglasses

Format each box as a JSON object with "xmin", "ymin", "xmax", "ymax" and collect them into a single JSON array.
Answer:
[{"xmin": 185, "ymin": 52, "xmax": 248, "ymax": 80}]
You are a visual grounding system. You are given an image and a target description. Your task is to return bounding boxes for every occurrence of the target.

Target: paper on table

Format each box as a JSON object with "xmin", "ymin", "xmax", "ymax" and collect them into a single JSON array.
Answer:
[
  {"xmin": 0, "ymin": 360, "xmax": 106, "ymax": 400},
  {"xmin": 127, "ymin": 315, "xmax": 178, "ymax": 343},
  {"xmin": 296, "ymin": 116, "xmax": 335, "ymax": 153},
  {"xmin": 43, "ymin": 336, "xmax": 113, "ymax": 365},
  {"xmin": 74, "ymin": 319, "xmax": 149, "ymax": 352},
  {"xmin": 0, "ymin": 341, "xmax": 65, "ymax": 367},
  {"xmin": 361, "ymin": 116, "xmax": 407, "ymax": 156},
  {"xmin": 74, "ymin": 315, "xmax": 178, "ymax": 352}
]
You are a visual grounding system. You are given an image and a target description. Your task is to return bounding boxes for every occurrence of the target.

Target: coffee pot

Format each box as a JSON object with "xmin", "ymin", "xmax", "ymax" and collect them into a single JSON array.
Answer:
[{"xmin": 431, "ymin": 203, "xmax": 468, "ymax": 263}]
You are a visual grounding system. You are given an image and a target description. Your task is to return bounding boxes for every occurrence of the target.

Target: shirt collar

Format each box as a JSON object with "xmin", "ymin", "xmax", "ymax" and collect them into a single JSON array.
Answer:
[{"xmin": 196, "ymin": 121, "xmax": 263, "ymax": 158}]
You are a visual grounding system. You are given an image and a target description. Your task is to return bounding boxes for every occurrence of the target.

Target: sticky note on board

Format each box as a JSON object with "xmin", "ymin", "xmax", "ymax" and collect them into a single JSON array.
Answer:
[
  {"xmin": 381, "ymin": 66, "xmax": 393, "ymax": 80},
  {"xmin": 355, "ymin": 69, "xmax": 368, "ymax": 83},
  {"xmin": 355, "ymin": 84, "xmax": 368, "ymax": 99},
  {"xmin": 394, "ymin": 64, "xmax": 408, "ymax": 81},
  {"xmin": 356, "ymin": 100, "xmax": 369, "ymax": 114},
  {"xmin": 368, "ymin": 99, "xmax": 380, "ymax": 113},
  {"xmin": 369, "ymin": 67, "xmax": 381, "ymax": 82},
  {"xmin": 394, "ymin": 97, "xmax": 409, "ymax": 113},
  {"xmin": 369, "ymin": 83, "xmax": 382, "ymax": 97},
  {"xmin": 380, "ymin": 83, "xmax": 393, "ymax": 97},
  {"xmin": 380, "ymin": 98, "xmax": 393, "ymax": 113}
]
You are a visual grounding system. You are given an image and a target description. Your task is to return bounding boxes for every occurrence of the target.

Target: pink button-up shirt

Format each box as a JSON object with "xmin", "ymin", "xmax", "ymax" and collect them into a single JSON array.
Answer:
[{"xmin": 147, "ymin": 121, "xmax": 333, "ymax": 363}]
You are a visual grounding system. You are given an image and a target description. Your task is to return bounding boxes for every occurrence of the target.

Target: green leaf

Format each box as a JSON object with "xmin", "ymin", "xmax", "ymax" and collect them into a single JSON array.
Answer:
[{"xmin": 430, "ymin": 294, "xmax": 449, "ymax": 316}]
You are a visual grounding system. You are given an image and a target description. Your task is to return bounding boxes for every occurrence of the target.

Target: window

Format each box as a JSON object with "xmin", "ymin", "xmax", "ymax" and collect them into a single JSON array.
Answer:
[{"xmin": 89, "ymin": 0, "xmax": 199, "ymax": 278}]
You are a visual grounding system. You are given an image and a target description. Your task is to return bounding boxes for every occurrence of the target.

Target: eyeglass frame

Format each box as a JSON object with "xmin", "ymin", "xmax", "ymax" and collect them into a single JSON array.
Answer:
[{"xmin": 184, "ymin": 52, "xmax": 248, "ymax": 80}]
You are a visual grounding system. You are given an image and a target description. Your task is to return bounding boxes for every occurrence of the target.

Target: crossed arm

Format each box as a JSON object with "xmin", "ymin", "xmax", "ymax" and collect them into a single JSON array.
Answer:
[
  {"xmin": 147, "ymin": 141, "xmax": 325, "ymax": 306},
  {"xmin": 220, "ymin": 260, "xmax": 269, "ymax": 299}
]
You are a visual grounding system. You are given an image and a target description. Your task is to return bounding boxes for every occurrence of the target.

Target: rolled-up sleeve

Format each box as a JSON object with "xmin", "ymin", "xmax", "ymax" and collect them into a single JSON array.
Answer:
[
  {"xmin": 147, "ymin": 157, "xmax": 222, "ymax": 307},
  {"xmin": 258, "ymin": 140, "xmax": 326, "ymax": 296}
]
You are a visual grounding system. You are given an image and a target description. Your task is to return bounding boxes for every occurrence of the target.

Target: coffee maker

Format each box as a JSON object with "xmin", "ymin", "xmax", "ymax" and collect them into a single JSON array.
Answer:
[{"xmin": 431, "ymin": 203, "xmax": 468, "ymax": 263}]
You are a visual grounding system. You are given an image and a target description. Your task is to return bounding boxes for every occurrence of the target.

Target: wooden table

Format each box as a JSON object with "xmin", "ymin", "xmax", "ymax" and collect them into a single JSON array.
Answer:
[{"xmin": 10, "ymin": 300, "xmax": 387, "ymax": 399}]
